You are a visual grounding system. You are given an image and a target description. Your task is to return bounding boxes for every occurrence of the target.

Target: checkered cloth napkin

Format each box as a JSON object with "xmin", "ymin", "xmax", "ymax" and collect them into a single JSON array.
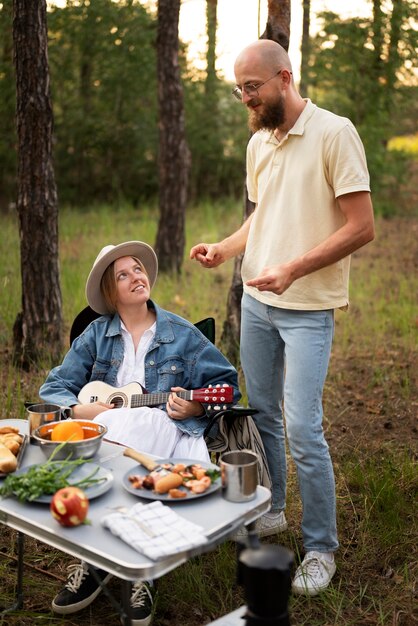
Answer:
[{"xmin": 101, "ymin": 500, "xmax": 208, "ymax": 561}]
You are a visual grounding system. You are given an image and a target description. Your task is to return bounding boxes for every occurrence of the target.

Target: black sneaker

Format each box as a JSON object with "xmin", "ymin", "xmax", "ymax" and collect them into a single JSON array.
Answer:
[
  {"xmin": 121, "ymin": 581, "xmax": 153, "ymax": 626},
  {"xmin": 52, "ymin": 561, "xmax": 112, "ymax": 615}
]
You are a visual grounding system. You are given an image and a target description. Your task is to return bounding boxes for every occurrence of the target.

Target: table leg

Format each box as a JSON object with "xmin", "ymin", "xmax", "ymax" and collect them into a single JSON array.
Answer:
[
  {"xmin": 88, "ymin": 573, "xmax": 133, "ymax": 625},
  {"xmin": 120, "ymin": 579, "xmax": 132, "ymax": 626},
  {"xmin": 88, "ymin": 566, "xmax": 124, "ymax": 615}
]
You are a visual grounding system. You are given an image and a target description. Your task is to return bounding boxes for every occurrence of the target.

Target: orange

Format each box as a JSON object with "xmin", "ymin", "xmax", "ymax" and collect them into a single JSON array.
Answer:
[{"xmin": 51, "ymin": 421, "xmax": 85, "ymax": 442}]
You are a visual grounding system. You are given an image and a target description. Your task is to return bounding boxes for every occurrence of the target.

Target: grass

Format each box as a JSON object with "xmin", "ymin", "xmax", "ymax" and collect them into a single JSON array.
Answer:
[{"xmin": 0, "ymin": 203, "xmax": 417, "ymax": 625}]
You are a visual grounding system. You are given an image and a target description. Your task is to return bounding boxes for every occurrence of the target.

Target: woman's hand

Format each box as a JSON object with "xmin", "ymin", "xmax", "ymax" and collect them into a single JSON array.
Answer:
[
  {"xmin": 166, "ymin": 387, "xmax": 205, "ymax": 421},
  {"xmin": 72, "ymin": 401, "xmax": 114, "ymax": 420}
]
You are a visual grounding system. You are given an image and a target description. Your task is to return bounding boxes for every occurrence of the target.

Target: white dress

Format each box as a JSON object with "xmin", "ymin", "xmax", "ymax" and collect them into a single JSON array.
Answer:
[{"xmin": 93, "ymin": 322, "xmax": 210, "ymax": 462}]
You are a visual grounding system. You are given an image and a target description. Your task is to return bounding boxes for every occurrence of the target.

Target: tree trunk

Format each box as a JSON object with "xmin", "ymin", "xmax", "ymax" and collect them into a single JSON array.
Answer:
[
  {"xmin": 12, "ymin": 0, "xmax": 63, "ymax": 369},
  {"xmin": 221, "ymin": 188, "xmax": 255, "ymax": 364},
  {"xmin": 205, "ymin": 0, "xmax": 217, "ymax": 98},
  {"xmin": 299, "ymin": 0, "xmax": 311, "ymax": 97},
  {"xmin": 221, "ymin": 0, "xmax": 291, "ymax": 365},
  {"xmin": 385, "ymin": 0, "xmax": 403, "ymax": 113},
  {"xmin": 260, "ymin": 0, "xmax": 291, "ymax": 51},
  {"xmin": 154, "ymin": 0, "xmax": 191, "ymax": 274}
]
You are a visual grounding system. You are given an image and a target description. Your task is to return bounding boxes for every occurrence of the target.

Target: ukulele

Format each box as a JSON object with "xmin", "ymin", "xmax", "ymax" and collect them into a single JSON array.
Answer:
[{"xmin": 78, "ymin": 381, "xmax": 233, "ymax": 411}]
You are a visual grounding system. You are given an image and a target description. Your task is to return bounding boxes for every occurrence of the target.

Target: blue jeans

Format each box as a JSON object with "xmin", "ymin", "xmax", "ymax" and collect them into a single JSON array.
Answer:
[{"xmin": 240, "ymin": 293, "xmax": 338, "ymax": 552}]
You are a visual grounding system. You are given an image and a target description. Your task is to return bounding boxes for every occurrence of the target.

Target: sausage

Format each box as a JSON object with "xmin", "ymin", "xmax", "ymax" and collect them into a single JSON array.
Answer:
[{"xmin": 154, "ymin": 472, "xmax": 183, "ymax": 494}]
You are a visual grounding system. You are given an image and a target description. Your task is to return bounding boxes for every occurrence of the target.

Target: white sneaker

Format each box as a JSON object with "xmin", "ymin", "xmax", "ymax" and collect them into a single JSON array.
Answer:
[
  {"xmin": 233, "ymin": 511, "xmax": 288, "ymax": 541},
  {"xmin": 292, "ymin": 551, "xmax": 336, "ymax": 596},
  {"xmin": 257, "ymin": 511, "xmax": 288, "ymax": 537}
]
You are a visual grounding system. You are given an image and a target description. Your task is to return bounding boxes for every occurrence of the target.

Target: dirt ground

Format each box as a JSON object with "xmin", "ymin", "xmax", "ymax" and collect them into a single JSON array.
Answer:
[
  {"xmin": 324, "ymin": 216, "xmax": 417, "ymax": 454},
  {"xmin": 0, "ymin": 216, "xmax": 416, "ymax": 626}
]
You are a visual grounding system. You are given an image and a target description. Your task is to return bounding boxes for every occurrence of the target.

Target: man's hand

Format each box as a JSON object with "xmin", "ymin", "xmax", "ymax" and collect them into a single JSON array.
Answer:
[
  {"xmin": 166, "ymin": 387, "xmax": 205, "ymax": 421},
  {"xmin": 72, "ymin": 401, "xmax": 114, "ymax": 420},
  {"xmin": 246, "ymin": 263, "xmax": 294, "ymax": 295},
  {"xmin": 189, "ymin": 242, "xmax": 226, "ymax": 268},
  {"xmin": 190, "ymin": 213, "xmax": 254, "ymax": 269},
  {"xmin": 247, "ymin": 193, "xmax": 375, "ymax": 297}
]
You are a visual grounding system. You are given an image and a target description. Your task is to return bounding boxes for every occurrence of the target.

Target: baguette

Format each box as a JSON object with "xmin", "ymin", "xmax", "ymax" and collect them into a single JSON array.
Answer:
[{"xmin": 0, "ymin": 442, "xmax": 18, "ymax": 474}]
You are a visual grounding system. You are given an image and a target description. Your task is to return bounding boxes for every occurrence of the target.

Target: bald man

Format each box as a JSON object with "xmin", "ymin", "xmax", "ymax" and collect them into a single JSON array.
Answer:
[{"xmin": 190, "ymin": 40, "xmax": 374, "ymax": 596}]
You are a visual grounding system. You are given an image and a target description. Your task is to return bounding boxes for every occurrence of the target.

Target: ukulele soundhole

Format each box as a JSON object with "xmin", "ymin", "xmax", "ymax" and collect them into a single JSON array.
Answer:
[{"xmin": 108, "ymin": 393, "xmax": 128, "ymax": 409}]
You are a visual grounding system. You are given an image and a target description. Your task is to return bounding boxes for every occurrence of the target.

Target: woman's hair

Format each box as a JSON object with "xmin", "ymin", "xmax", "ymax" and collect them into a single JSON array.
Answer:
[{"xmin": 100, "ymin": 256, "xmax": 148, "ymax": 314}]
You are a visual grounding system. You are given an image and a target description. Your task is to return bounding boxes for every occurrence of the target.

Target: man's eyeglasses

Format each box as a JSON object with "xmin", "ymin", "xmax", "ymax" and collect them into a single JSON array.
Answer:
[{"xmin": 232, "ymin": 69, "xmax": 290, "ymax": 101}]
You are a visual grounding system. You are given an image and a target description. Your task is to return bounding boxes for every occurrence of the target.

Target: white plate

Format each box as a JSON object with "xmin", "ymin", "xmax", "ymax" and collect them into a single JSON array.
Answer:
[
  {"xmin": 122, "ymin": 457, "xmax": 221, "ymax": 502},
  {"xmin": 13, "ymin": 462, "xmax": 114, "ymax": 503}
]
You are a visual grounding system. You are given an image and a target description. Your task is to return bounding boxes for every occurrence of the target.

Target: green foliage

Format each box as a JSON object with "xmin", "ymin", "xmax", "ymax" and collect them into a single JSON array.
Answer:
[
  {"xmin": 308, "ymin": 3, "xmax": 418, "ymax": 217},
  {"xmin": 184, "ymin": 77, "xmax": 249, "ymax": 201},
  {"xmin": 1, "ymin": 1, "xmax": 416, "ymax": 215},
  {"xmin": 47, "ymin": 0, "xmax": 158, "ymax": 205},
  {"xmin": 0, "ymin": 201, "xmax": 242, "ymax": 352},
  {"xmin": 0, "ymin": 1, "xmax": 248, "ymax": 210}
]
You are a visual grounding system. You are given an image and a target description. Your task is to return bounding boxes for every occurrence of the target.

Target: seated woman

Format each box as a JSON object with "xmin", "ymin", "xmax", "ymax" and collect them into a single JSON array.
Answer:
[{"xmin": 40, "ymin": 240, "xmax": 240, "ymax": 626}]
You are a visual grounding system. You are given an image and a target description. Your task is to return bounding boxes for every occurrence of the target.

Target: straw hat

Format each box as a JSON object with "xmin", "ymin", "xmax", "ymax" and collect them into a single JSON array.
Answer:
[{"xmin": 85, "ymin": 241, "xmax": 158, "ymax": 314}]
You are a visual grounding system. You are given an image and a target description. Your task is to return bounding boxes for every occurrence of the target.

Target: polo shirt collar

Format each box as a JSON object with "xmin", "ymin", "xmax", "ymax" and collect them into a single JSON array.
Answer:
[{"xmin": 289, "ymin": 99, "xmax": 316, "ymax": 136}]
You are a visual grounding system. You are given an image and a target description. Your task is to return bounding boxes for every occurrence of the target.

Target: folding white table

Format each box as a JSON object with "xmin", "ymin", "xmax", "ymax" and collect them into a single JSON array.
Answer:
[{"xmin": 0, "ymin": 421, "xmax": 271, "ymax": 625}]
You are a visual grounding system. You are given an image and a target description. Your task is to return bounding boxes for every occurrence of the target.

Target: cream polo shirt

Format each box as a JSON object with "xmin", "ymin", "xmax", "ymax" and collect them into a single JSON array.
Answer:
[{"xmin": 243, "ymin": 99, "xmax": 371, "ymax": 311}]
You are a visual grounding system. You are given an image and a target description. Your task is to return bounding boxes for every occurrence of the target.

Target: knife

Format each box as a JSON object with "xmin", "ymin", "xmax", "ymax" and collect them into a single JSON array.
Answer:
[{"xmin": 123, "ymin": 448, "xmax": 168, "ymax": 474}]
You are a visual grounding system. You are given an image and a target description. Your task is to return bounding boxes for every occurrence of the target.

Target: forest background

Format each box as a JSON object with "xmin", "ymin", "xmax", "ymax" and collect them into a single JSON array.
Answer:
[{"xmin": 0, "ymin": 0, "xmax": 417, "ymax": 215}]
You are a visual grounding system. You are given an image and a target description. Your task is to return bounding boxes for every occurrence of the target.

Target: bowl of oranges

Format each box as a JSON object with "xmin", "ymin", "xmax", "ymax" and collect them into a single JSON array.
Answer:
[{"xmin": 32, "ymin": 420, "xmax": 107, "ymax": 460}]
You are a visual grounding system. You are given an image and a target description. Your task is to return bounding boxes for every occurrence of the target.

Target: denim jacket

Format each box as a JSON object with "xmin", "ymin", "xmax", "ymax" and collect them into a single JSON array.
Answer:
[{"xmin": 40, "ymin": 301, "xmax": 240, "ymax": 437}]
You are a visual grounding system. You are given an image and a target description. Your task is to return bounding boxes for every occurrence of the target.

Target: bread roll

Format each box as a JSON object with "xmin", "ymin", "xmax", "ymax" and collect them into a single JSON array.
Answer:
[
  {"xmin": 7, "ymin": 441, "xmax": 20, "ymax": 454},
  {"xmin": 0, "ymin": 426, "xmax": 20, "ymax": 434},
  {"xmin": 2, "ymin": 440, "xmax": 19, "ymax": 455},
  {"xmin": 0, "ymin": 434, "xmax": 22, "ymax": 456},
  {"xmin": 0, "ymin": 443, "xmax": 18, "ymax": 473},
  {"xmin": 154, "ymin": 472, "xmax": 183, "ymax": 494},
  {"xmin": 0, "ymin": 433, "xmax": 22, "ymax": 443}
]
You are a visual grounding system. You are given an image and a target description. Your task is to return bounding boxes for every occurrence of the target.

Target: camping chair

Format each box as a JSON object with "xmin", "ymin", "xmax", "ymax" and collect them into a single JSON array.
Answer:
[{"xmin": 68, "ymin": 307, "xmax": 272, "ymax": 490}]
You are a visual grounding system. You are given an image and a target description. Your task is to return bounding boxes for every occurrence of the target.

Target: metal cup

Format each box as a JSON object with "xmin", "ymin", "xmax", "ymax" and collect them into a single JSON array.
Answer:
[
  {"xmin": 27, "ymin": 403, "xmax": 62, "ymax": 443},
  {"xmin": 220, "ymin": 450, "xmax": 259, "ymax": 502}
]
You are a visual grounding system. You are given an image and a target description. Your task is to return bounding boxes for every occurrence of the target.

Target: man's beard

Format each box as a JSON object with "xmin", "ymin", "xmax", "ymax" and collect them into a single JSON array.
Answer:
[{"xmin": 248, "ymin": 94, "xmax": 286, "ymax": 133}]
